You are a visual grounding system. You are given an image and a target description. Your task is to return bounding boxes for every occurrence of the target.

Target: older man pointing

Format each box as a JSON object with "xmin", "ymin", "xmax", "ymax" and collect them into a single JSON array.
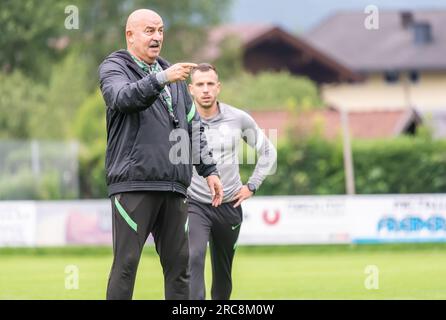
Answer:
[{"xmin": 98, "ymin": 9, "xmax": 223, "ymax": 300}]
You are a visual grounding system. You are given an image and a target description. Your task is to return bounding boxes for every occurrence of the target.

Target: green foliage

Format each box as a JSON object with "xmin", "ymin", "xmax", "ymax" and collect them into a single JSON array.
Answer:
[
  {"xmin": 219, "ymin": 71, "xmax": 323, "ymax": 111},
  {"xmin": 0, "ymin": 169, "xmax": 77, "ymax": 200},
  {"xmin": 0, "ymin": 0, "xmax": 66, "ymax": 78},
  {"xmin": 213, "ymin": 35, "xmax": 243, "ymax": 80},
  {"xmin": 0, "ymin": 71, "xmax": 46, "ymax": 138},
  {"xmin": 0, "ymin": 141, "xmax": 79, "ymax": 200},
  {"xmin": 73, "ymin": 89, "xmax": 107, "ymax": 198},
  {"xmin": 241, "ymin": 134, "xmax": 446, "ymax": 196},
  {"xmin": 1, "ymin": 0, "xmax": 232, "ymax": 80},
  {"xmin": 141, "ymin": 0, "xmax": 233, "ymax": 62},
  {"xmin": 0, "ymin": 169, "xmax": 40, "ymax": 200},
  {"xmin": 353, "ymin": 137, "xmax": 446, "ymax": 194},
  {"xmin": 0, "ymin": 52, "xmax": 90, "ymax": 140},
  {"xmin": 29, "ymin": 51, "xmax": 91, "ymax": 139}
]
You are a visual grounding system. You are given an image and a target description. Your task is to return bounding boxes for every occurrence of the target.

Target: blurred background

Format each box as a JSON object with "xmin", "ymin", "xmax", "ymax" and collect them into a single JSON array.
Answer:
[{"xmin": 2, "ymin": 0, "xmax": 446, "ymax": 299}]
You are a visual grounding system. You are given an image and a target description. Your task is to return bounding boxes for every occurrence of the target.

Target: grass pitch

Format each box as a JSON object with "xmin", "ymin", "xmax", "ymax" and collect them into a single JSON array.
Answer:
[{"xmin": 1, "ymin": 244, "xmax": 446, "ymax": 300}]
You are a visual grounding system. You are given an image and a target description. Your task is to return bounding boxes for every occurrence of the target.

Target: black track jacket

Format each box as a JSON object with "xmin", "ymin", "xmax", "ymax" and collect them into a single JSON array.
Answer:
[{"xmin": 98, "ymin": 50, "xmax": 217, "ymax": 197}]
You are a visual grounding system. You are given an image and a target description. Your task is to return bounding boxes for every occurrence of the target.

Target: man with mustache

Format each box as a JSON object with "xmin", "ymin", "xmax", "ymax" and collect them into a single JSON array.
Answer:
[{"xmin": 98, "ymin": 9, "xmax": 223, "ymax": 300}]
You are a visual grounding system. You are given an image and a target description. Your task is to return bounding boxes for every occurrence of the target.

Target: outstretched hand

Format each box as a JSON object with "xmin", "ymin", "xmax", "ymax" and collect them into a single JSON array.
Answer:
[{"xmin": 165, "ymin": 62, "xmax": 197, "ymax": 82}]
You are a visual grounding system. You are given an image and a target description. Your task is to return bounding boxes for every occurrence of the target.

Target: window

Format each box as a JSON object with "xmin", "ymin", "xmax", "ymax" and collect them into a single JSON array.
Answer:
[
  {"xmin": 409, "ymin": 70, "xmax": 419, "ymax": 83},
  {"xmin": 384, "ymin": 71, "xmax": 400, "ymax": 84},
  {"xmin": 413, "ymin": 23, "xmax": 432, "ymax": 45}
]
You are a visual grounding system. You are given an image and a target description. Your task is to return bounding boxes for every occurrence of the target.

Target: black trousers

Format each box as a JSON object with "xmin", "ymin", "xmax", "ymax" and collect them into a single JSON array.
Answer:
[
  {"xmin": 106, "ymin": 191, "xmax": 189, "ymax": 300},
  {"xmin": 188, "ymin": 198, "xmax": 243, "ymax": 300}
]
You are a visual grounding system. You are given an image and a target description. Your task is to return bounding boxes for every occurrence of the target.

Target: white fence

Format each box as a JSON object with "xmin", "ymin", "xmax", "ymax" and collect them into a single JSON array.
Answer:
[
  {"xmin": 1, "ymin": 194, "xmax": 446, "ymax": 247},
  {"xmin": 0, "ymin": 140, "xmax": 79, "ymax": 200}
]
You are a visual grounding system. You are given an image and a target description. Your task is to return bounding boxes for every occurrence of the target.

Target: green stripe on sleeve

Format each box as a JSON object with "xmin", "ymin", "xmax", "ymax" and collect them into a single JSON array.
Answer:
[
  {"xmin": 187, "ymin": 102, "xmax": 196, "ymax": 123},
  {"xmin": 114, "ymin": 197, "xmax": 138, "ymax": 232}
]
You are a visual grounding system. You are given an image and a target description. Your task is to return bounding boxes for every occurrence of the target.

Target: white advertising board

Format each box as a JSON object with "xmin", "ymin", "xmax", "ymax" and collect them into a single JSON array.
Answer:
[
  {"xmin": 239, "ymin": 196, "xmax": 351, "ymax": 244},
  {"xmin": 349, "ymin": 195, "xmax": 446, "ymax": 244},
  {"xmin": 0, "ymin": 202, "xmax": 36, "ymax": 246},
  {"xmin": 1, "ymin": 194, "xmax": 446, "ymax": 246}
]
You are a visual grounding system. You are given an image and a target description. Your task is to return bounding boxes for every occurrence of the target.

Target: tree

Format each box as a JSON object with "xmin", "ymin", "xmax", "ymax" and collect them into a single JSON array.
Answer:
[
  {"xmin": 61, "ymin": 0, "xmax": 233, "ymax": 67},
  {"xmin": 0, "ymin": 1, "xmax": 67, "ymax": 79},
  {"xmin": 28, "ymin": 50, "xmax": 90, "ymax": 139},
  {"xmin": 73, "ymin": 89, "xmax": 107, "ymax": 198},
  {"xmin": 219, "ymin": 71, "xmax": 322, "ymax": 111},
  {"xmin": 0, "ymin": 71, "xmax": 45, "ymax": 139},
  {"xmin": 213, "ymin": 34, "xmax": 243, "ymax": 81},
  {"xmin": 0, "ymin": 0, "xmax": 233, "ymax": 80}
]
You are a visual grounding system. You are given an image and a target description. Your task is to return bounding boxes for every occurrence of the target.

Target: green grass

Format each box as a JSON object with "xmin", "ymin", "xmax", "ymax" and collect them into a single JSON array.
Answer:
[{"xmin": 1, "ymin": 244, "xmax": 446, "ymax": 299}]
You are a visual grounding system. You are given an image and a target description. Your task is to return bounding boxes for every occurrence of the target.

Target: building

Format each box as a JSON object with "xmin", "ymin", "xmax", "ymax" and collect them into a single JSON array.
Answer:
[
  {"xmin": 305, "ymin": 10, "xmax": 446, "ymax": 111},
  {"xmin": 197, "ymin": 13, "xmax": 446, "ymax": 139},
  {"xmin": 197, "ymin": 23, "xmax": 359, "ymax": 84}
]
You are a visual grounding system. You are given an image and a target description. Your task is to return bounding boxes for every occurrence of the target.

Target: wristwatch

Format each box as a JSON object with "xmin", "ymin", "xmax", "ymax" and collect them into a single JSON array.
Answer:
[{"xmin": 247, "ymin": 183, "xmax": 256, "ymax": 194}]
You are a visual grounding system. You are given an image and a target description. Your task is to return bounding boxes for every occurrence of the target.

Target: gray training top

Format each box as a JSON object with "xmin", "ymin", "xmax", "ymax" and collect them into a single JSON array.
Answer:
[{"xmin": 187, "ymin": 102, "xmax": 277, "ymax": 204}]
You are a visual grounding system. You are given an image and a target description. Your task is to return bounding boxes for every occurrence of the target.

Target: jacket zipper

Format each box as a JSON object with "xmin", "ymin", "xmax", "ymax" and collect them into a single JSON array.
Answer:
[{"xmin": 131, "ymin": 59, "xmax": 180, "ymax": 194}]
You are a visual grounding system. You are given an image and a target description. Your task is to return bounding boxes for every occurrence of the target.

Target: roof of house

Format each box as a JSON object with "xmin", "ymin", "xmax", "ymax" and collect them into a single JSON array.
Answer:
[
  {"xmin": 247, "ymin": 110, "xmax": 291, "ymax": 139},
  {"xmin": 197, "ymin": 24, "xmax": 275, "ymax": 62},
  {"xmin": 197, "ymin": 23, "xmax": 360, "ymax": 83},
  {"xmin": 248, "ymin": 108, "xmax": 420, "ymax": 140},
  {"xmin": 305, "ymin": 10, "xmax": 446, "ymax": 72}
]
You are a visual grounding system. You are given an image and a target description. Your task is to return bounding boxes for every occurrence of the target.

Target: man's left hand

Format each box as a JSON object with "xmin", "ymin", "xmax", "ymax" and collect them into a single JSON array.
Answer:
[{"xmin": 232, "ymin": 185, "xmax": 253, "ymax": 208}]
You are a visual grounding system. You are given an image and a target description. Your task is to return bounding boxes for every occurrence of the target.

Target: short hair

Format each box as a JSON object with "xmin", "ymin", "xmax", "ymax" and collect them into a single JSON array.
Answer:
[{"xmin": 191, "ymin": 63, "xmax": 218, "ymax": 78}]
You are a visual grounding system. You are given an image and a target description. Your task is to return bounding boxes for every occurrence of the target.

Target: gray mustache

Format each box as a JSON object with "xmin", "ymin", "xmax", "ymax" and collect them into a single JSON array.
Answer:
[{"xmin": 149, "ymin": 41, "xmax": 161, "ymax": 48}]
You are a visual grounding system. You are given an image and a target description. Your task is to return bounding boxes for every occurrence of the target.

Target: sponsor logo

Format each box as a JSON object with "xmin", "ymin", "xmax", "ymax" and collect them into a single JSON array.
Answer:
[
  {"xmin": 377, "ymin": 216, "xmax": 446, "ymax": 232},
  {"xmin": 262, "ymin": 210, "xmax": 280, "ymax": 225}
]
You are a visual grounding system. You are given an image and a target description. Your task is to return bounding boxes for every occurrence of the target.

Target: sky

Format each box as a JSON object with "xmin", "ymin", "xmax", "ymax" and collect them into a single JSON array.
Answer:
[{"xmin": 229, "ymin": 0, "xmax": 446, "ymax": 33}]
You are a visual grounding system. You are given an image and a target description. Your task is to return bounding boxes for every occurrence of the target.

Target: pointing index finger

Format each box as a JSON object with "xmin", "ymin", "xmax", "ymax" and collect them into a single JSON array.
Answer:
[{"xmin": 178, "ymin": 62, "xmax": 198, "ymax": 68}]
